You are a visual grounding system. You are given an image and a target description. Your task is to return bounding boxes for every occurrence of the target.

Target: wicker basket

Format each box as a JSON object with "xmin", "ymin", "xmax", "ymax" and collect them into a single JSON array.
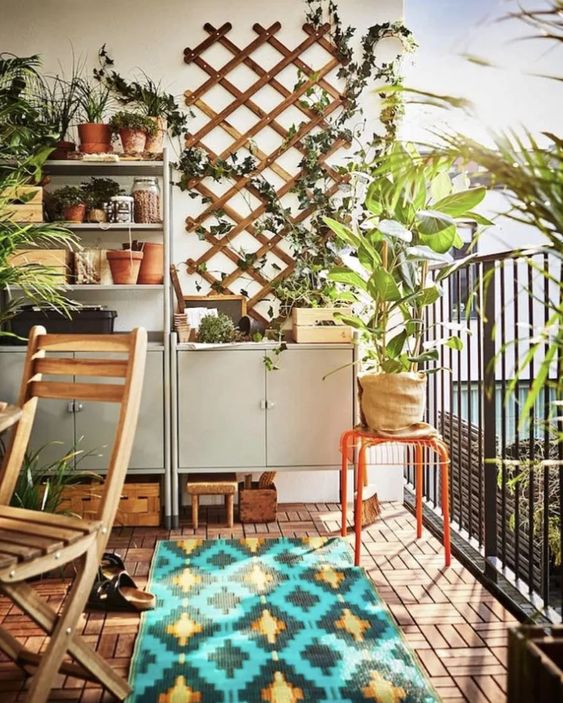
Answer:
[
  {"xmin": 238, "ymin": 481, "xmax": 277, "ymax": 523},
  {"xmin": 59, "ymin": 481, "xmax": 161, "ymax": 526}
]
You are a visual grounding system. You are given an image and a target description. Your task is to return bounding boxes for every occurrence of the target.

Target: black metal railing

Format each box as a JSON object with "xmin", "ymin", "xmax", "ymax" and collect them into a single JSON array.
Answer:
[{"xmin": 405, "ymin": 249, "xmax": 563, "ymax": 621}]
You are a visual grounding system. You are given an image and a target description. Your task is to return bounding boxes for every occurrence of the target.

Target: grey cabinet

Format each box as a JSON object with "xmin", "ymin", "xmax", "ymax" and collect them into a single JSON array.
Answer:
[
  {"xmin": 176, "ymin": 345, "xmax": 354, "ymax": 471},
  {"xmin": 178, "ymin": 350, "xmax": 266, "ymax": 468},
  {"xmin": 0, "ymin": 348, "xmax": 165, "ymax": 472}
]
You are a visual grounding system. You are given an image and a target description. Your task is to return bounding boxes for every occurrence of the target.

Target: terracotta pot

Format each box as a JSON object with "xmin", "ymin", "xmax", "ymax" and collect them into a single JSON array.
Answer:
[
  {"xmin": 62, "ymin": 203, "xmax": 86, "ymax": 223},
  {"xmin": 145, "ymin": 117, "xmax": 167, "ymax": 155},
  {"xmin": 107, "ymin": 250, "xmax": 143, "ymax": 284},
  {"xmin": 137, "ymin": 242, "xmax": 164, "ymax": 284},
  {"xmin": 119, "ymin": 129, "xmax": 146, "ymax": 155},
  {"xmin": 358, "ymin": 371, "xmax": 427, "ymax": 432},
  {"xmin": 48, "ymin": 140, "xmax": 76, "ymax": 160},
  {"xmin": 78, "ymin": 124, "xmax": 112, "ymax": 153}
]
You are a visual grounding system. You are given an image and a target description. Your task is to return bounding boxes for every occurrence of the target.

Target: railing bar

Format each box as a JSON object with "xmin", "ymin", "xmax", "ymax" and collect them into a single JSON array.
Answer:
[
  {"xmin": 449, "ymin": 290, "xmax": 456, "ymax": 523},
  {"xmin": 527, "ymin": 259, "xmax": 535, "ymax": 594},
  {"xmin": 500, "ymin": 261, "xmax": 507, "ymax": 565},
  {"xmin": 467, "ymin": 261, "xmax": 474, "ymax": 540},
  {"xmin": 477, "ymin": 261, "xmax": 484, "ymax": 546},
  {"xmin": 456, "ymin": 269, "xmax": 464, "ymax": 531},
  {"xmin": 541, "ymin": 253, "xmax": 550, "ymax": 606},
  {"xmin": 513, "ymin": 258, "xmax": 521, "ymax": 583}
]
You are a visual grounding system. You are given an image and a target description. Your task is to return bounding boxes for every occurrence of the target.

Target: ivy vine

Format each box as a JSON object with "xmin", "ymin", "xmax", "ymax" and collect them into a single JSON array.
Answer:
[{"xmin": 174, "ymin": 0, "xmax": 416, "ymax": 325}]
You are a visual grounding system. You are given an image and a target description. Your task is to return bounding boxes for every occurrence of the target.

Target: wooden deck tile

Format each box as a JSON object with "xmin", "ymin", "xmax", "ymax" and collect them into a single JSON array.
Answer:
[{"xmin": 0, "ymin": 501, "xmax": 512, "ymax": 701}]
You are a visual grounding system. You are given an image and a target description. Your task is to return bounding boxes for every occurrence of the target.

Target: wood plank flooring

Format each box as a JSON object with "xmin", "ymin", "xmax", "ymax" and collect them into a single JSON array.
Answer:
[{"xmin": 0, "ymin": 502, "xmax": 516, "ymax": 702}]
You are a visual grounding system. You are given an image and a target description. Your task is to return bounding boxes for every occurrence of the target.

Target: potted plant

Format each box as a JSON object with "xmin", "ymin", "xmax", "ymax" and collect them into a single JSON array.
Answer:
[
  {"xmin": 324, "ymin": 144, "xmax": 487, "ymax": 432},
  {"xmin": 39, "ymin": 73, "xmax": 81, "ymax": 160},
  {"xmin": 197, "ymin": 313, "xmax": 236, "ymax": 343},
  {"xmin": 81, "ymin": 177, "xmax": 123, "ymax": 223},
  {"xmin": 94, "ymin": 47, "xmax": 188, "ymax": 154},
  {"xmin": 47, "ymin": 185, "xmax": 87, "ymax": 223},
  {"xmin": 76, "ymin": 80, "xmax": 112, "ymax": 154},
  {"xmin": 106, "ymin": 247, "xmax": 143, "ymax": 284},
  {"xmin": 109, "ymin": 111, "xmax": 157, "ymax": 156}
]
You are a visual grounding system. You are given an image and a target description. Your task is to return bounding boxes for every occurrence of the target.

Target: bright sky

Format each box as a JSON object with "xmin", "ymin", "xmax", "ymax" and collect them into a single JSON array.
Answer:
[{"xmin": 402, "ymin": 0, "xmax": 562, "ymax": 144}]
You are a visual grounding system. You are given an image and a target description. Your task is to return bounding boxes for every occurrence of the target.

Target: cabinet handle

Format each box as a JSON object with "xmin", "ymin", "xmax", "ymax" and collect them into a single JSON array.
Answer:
[
  {"xmin": 75, "ymin": 402, "xmax": 84, "ymax": 412},
  {"xmin": 267, "ymin": 401, "xmax": 276, "ymax": 410},
  {"xmin": 66, "ymin": 401, "xmax": 75, "ymax": 414},
  {"xmin": 259, "ymin": 400, "xmax": 267, "ymax": 410},
  {"xmin": 66, "ymin": 401, "xmax": 84, "ymax": 413}
]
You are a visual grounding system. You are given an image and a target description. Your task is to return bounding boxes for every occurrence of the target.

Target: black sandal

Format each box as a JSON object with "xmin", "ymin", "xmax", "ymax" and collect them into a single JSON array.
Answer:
[
  {"xmin": 100, "ymin": 552, "xmax": 127, "ymax": 580},
  {"xmin": 88, "ymin": 571, "xmax": 156, "ymax": 613}
]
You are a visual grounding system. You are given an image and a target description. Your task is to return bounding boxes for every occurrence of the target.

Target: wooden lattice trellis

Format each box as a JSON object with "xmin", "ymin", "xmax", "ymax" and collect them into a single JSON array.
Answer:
[{"xmin": 182, "ymin": 21, "xmax": 349, "ymax": 323}]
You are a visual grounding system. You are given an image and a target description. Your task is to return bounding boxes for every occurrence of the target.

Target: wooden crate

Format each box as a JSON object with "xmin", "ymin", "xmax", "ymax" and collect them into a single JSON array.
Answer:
[
  {"xmin": 238, "ymin": 481, "xmax": 277, "ymax": 523},
  {"xmin": 292, "ymin": 306, "xmax": 353, "ymax": 343},
  {"xmin": 508, "ymin": 625, "xmax": 563, "ymax": 703},
  {"xmin": 59, "ymin": 481, "xmax": 161, "ymax": 526},
  {"xmin": 3, "ymin": 186, "xmax": 43, "ymax": 223},
  {"xmin": 8, "ymin": 249, "xmax": 71, "ymax": 283}
]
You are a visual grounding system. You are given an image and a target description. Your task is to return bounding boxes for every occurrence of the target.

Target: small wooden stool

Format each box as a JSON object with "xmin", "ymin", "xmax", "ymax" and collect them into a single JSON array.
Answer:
[{"xmin": 186, "ymin": 473, "xmax": 238, "ymax": 529}]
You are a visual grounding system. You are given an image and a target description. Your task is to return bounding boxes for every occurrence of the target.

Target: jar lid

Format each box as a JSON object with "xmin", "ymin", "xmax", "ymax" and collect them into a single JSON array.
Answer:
[
  {"xmin": 111, "ymin": 195, "xmax": 134, "ymax": 201},
  {"xmin": 133, "ymin": 177, "xmax": 158, "ymax": 183}
]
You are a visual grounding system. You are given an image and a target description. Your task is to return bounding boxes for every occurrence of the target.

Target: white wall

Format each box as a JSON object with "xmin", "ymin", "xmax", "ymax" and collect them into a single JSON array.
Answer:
[{"xmin": 1, "ymin": 0, "xmax": 405, "ymax": 504}]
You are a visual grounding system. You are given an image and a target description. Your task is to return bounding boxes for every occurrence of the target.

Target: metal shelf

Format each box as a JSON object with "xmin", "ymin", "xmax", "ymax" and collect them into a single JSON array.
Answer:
[
  {"xmin": 44, "ymin": 159, "xmax": 164, "ymax": 177},
  {"xmin": 68, "ymin": 284, "xmax": 164, "ymax": 291},
  {"xmin": 64, "ymin": 223, "xmax": 163, "ymax": 231}
]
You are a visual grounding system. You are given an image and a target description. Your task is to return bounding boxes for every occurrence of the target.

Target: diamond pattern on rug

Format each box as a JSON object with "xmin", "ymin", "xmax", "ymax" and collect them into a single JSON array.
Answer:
[{"xmin": 127, "ymin": 537, "xmax": 439, "ymax": 702}]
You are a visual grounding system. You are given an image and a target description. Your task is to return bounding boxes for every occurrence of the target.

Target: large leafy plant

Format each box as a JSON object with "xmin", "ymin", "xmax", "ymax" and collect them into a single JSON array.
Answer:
[{"xmin": 324, "ymin": 144, "xmax": 488, "ymax": 373}]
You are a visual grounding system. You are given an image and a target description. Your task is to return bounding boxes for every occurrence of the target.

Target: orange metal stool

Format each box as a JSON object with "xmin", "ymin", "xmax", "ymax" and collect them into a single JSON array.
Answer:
[{"xmin": 339, "ymin": 428, "xmax": 451, "ymax": 568}]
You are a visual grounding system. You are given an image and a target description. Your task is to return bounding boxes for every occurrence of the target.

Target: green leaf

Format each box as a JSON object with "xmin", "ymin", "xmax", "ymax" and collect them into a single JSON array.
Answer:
[
  {"xmin": 378, "ymin": 219, "xmax": 412, "ymax": 242},
  {"xmin": 368, "ymin": 269, "xmax": 401, "ymax": 301},
  {"xmin": 417, "ymin": 285, "xmax": 441, "ymax": 307},
  {"xmin": 328, "ymin": 266, "xmax": 368, "ymax": 291},
  {"xmin": 430, "ymin": 171, "xmax": 452, "ymax": 202},
  {"xmin": 432, "ymin": 187, "xmax": 486, "ymax": 217},
  {"xmin": 323, "ymin": 217, "xmax": 357, "ymax": 247},
  {"xmin": 386, "ymin": 330, "xmax": 407, "ymax": 358},
  {"xmin": 465, "ymin": 210, "xmax": 494, "ymax": 226},
  {"xmin": 406, "ymin": 246, "xmax": 454, "ymax": 263},
  {"xmin": 417, "ymin": 209, "xmax": 456, "ymax": 234},
  {"xmin": 419, "ymin": 225, "xmax": 457, "ymax": 253},
  {"xmin": 445, "ymin": 336, "xmax": 463, "ymax": 351}
]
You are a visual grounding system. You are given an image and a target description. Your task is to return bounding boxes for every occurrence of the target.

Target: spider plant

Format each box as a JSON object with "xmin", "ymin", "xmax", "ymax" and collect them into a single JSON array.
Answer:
[
  {"xmin": 77, "ymin": 79, "xmax": 112, "ymax": 123},
  {"xmin": 38, "ymin": 71, "xmax": 81, "ymax": 142},
  {"xmin": 9, "ymin": 440, "xmax": 102, "ymax": 514}
]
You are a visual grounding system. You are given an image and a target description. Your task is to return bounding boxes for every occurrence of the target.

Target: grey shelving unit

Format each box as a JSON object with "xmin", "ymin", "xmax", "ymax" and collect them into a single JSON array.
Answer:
[{"xmin": 0, "ymin": 151, "xmax": 174, "ymax": 526}]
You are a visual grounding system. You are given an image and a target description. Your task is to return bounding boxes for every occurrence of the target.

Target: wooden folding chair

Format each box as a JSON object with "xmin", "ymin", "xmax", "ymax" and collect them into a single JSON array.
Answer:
[{"xmin": 0, "ymin": 325, "xmax": 147, "ymax": 703}]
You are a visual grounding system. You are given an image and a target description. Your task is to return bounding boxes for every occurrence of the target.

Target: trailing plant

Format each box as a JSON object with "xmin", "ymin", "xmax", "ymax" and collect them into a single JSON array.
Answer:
[
  {"xmin": 197, "ymin": 313, "xmax": 236, "ymax": 343},
  {"xmin": 95, "ymin": 45, "xmax": 189, "ymax": 136},
  {"xmin": 175, "ymin": 0, "xmax": 416, "ymax": 323},
  {"xmin": 47, "ymin": 185, "xmax": 86, "ymax": 220},
  {"xmin": 9, "ymin": 441, "xmax": 101, "ymax": 514},
  {"xmin": 109, "ymin": 110, "xmax": 157, "ymax": 136},
  {"xmin": 323, "ymin": 142, "xmax": 487, "ymax": 373},
  {"xmin": 77, "ymin": 79, "xmax": 112, "ymax": 123},
  {"xmin": 81, "ymin": 177, "xmax": 123, "ymax": 208}
]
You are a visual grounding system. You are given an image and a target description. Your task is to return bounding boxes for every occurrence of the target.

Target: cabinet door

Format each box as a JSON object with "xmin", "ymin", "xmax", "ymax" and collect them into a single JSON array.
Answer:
[
  {"xmin": 0, "ymin": 350, "xmax": 75, "ymax": 466},
  {"xmin": 266, "ymin": 349, "xmax": 354, "ymax": 467},
  {"xmin": 178, "ymin": 350, "xmax": 266, "ymax": 468},
  {"xmin": 74, "ymin": 350, "xmax": 164, "ymax": 471}
]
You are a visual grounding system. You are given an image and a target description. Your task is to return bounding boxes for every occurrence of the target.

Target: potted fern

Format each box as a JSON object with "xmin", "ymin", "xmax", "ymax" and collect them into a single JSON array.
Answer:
[
  {"xmin": 76, "ymin": 79, "xmax": 112, "ymax": 154},
  {"xmin": 324, "ymin": 144, "xmax": 488, "ymax": 432}
]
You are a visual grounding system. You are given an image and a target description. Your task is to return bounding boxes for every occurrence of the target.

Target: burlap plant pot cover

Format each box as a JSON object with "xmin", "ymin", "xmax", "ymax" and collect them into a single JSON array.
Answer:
[{"xmin": 358, "ymin": 371, "xmax": 427, "ymax": 432}]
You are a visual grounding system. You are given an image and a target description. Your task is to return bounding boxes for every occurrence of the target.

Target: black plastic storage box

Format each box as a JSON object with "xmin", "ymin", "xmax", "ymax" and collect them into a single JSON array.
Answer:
[{"xmin": 10, "ymin": 306, "xmax": 117, "ymax": 341}]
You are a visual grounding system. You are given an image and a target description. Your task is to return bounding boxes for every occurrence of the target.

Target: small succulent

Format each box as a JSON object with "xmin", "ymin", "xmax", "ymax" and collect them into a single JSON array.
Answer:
[{"xmin": 197, "ymin": 313, "xmax": 236, "ymax": 344}]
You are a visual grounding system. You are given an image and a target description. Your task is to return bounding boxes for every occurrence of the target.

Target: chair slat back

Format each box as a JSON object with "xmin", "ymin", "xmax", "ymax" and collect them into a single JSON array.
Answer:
[{"xmin": 0, "ymin": 326, "xmax": 148, "ymax": 553}]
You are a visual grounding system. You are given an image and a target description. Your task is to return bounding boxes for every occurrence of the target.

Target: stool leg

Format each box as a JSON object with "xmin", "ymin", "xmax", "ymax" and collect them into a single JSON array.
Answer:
[
  {"xmin": 437, "ymin": 442, "xmax": 451, "ymax": 567},
  {"xmin": 191, "ymin": 495, "xmax": 199, "ymax": 530},
  {"xmin": 415, "ymin": 443, "xmax": 423, "ymax": 539},
  {"xmin": 340, "ymin": 431, "xmax": 353, "ymax": 537},
  {"xmin": 226, "ymin": 494, "xmax": 234, "ymax": 528},
  {"xmin": 354, "ymin": 442, "xmax": 367, "ymax": 566}
]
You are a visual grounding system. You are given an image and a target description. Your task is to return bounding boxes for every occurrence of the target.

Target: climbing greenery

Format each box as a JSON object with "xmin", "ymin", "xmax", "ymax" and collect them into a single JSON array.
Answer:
[{"xmin": 175, "ymin": 0, "xmax": 415, "ymax": 323}]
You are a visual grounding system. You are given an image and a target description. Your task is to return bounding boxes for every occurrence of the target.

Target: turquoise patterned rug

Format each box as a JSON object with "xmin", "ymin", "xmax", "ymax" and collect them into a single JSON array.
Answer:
[{"xmin": 128, "ymin": 537, "xmax": 438, "ymax": 702}]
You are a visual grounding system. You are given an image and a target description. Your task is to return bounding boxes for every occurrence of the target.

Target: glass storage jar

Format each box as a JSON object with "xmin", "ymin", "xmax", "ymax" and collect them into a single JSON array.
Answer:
[
  {"xmin": 132, "ymin": 177, "xmax": 161, "ymax": 224},
  {"xmin": 110, "ymin": 195, "xmax": 134, "ymax": 224}
]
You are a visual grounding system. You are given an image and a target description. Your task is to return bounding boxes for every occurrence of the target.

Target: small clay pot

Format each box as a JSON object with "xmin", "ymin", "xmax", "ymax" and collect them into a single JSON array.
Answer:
[
  {"xmin": 62, "ymin": 203, "xmax": 86, "ymax": 223},
  {"xmin": 107, "ymin": 250, "xmax": 144, "ymax": 285},
  {"xmin": 145, "ymin": 117, "xmax": 167, "ymax": 155},
  {"xmin": 49, "ymin": 140, "xmax": 76, "ymax": 160},
  {"xmin": 87, "ymin": 207, "xmax": 107, "ymax": 223},
  {"xmin": 119, "ymin": 129, "xmax": 146, "ymax": 155},
  {"xmin": 137, "ymin": 242, "xmax": 164, "ymax": 284},
  {"xmin": 78, "ymin": 124, "xmax": 112, "ymax": 153}
]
